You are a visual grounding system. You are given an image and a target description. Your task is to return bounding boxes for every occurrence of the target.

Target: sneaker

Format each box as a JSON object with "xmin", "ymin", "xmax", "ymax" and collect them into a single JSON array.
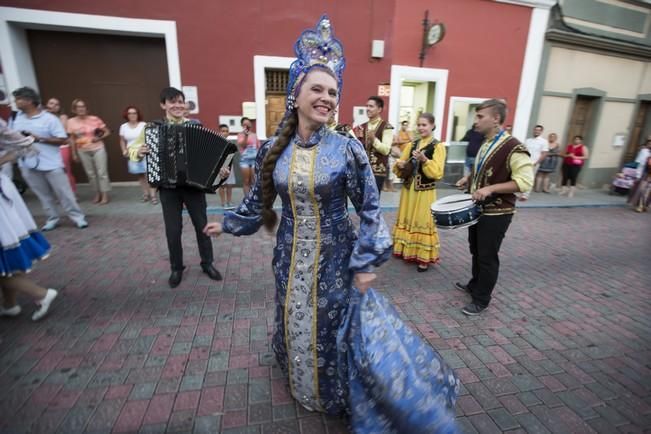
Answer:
[
  {"xmin": 454, "ymin": 282, "xmax": 471, "ymax": 294},
  {"xmin": 41, "ymin": 220, "xmax": 59, "ymax": 231},
  {"xmin": 76, "ymin": 219, "xmax": 89, "ymax": 229},
  {"xmin": 462, "ymin": 302, "xmax": 487, "ymax": 316},
  {"xmin": 32, "ymin": 289, "xmax": 58, "ymax": 321},
  {"xmin": 0, "ymin": 305, "xmax": 22, "ymax": 317}
]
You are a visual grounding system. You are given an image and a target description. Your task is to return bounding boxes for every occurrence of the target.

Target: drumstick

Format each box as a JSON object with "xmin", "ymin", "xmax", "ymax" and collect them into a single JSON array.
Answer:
[
  {"xmin": 439, "ymin": 197, "xmax": 477, "ymax": 205},
  {"xmin": 439, "ymin": 197, "xmax": 492, "ymax": 205}
]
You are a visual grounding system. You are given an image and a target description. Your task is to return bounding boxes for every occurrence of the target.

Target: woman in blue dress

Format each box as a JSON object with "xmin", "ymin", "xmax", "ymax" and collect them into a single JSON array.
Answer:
[{"xmin": 205, "ymin": 17, "xmax": 458, "ymax": 432}]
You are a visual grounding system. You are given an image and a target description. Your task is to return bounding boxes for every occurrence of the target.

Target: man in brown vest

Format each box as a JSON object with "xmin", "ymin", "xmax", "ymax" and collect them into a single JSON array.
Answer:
[
  {"xmin": 455, "ymin": 99, "xmax": 533, "ymax": 315},
  {"xmin": 354, "ymin": 96, "xmax": 393, "ymax": 196}
]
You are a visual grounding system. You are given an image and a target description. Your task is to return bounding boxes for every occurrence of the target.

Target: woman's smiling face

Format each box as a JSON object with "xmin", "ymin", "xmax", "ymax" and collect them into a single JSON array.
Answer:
[{"xmin": 295, "ymin": 69, "xmax": 338, "ymax": 129}]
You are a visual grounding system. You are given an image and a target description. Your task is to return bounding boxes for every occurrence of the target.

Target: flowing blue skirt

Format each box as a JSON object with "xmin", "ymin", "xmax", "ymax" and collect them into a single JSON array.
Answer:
[
  {"xmin": 0, "ymin": 232, "xmax": 51, "ymax": 276},
  {"xmin": 338, "ymin": 288, "xmax": 460, "ymax": 434}
]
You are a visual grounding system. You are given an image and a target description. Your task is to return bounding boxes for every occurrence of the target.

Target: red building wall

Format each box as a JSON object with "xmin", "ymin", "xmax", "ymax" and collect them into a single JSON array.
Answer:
[
  {"xmin": 391, "ymin": 0, "xmax": 531, "ymax": 136},
  {"xmin": 0, "ymin": 0, "xmax": 396, "ymax": 128},
  {"xmin": 1, "ymin": 0, "xmax": 532, "ymax": 136}
]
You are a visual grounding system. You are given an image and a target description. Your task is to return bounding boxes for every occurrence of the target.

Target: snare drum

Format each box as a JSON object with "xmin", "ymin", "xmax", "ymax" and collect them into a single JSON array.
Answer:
[{"xmin": 430, "ymin": 194, "xmax": 482, "ymax": 230}]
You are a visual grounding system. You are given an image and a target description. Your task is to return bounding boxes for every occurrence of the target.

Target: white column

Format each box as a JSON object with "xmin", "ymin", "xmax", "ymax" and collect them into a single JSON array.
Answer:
[{"xmin": 512, "ymin": 6, "xmax": 551, "ymax": 140}]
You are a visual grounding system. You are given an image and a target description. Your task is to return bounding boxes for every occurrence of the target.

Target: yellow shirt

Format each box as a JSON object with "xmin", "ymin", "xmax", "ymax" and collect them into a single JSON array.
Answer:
[
  {"xmin": 366, "ymin": 117, "xmax": 393, "ymax": 156},
  {"xmin": 393, "ymin": 137, "xmax": 446, "ymax": 181},
  {"xmin": 127, "ymin": 116, "xmax": 188, "ymax": 161},
  {"xmin": 471, "ymin": 132, "xmax": 533, "ymax": 194}
]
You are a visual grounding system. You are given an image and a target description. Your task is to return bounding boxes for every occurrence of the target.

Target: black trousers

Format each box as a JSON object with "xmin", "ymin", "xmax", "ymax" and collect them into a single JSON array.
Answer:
[
  {"xmin": 561, "ymin": 163, "xmax": 582, "ymax": 186},
  {"xmin": 374, "ymin": 175, "xmax": 385, "ymax": 197},
  {"xmin": 467, "ymin": 214, "xmax": 513, "ymax": 307},
  {"xmin": 159, "ymin": 186, "xmax": 213, "ymax": 271}
]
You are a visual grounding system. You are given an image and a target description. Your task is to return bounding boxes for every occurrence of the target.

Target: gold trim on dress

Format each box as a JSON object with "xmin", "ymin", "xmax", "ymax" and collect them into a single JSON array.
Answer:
[
  {"xmin": 284, "ymin": 144, "xmax": 300, "ymax": 398},
  {"xmin": 308, "ymin": 146, "xmax": 322, "ymax": 409}
]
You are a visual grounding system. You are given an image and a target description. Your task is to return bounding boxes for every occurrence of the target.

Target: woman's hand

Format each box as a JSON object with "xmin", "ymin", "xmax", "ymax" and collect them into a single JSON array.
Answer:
[
  {"xmin": 137, "ymin": 145, "xmax": 149, "ymax": 158},
  {"xmin": 412, "ymin": 149, "xmax": 427, "ymax": 163},
  {"xmin": 0, "ymin": 151, "xmax": 18, "ymax": 166},
  {"xmin": 203, "ymin": 222, "xmax": 223, "ymax": 237},
  {"xmin": 353, "ymin": 272, "xmax": 376, "ymax": 294}
]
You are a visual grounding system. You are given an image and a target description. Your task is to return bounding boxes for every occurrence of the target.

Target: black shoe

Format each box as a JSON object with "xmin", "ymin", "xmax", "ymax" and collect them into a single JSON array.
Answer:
[
  {"xmin": 202, "ymin": 265, "xmax": 222, "ymax": 281},
  {"xmin": 169, "ymin": 269, "xmax": 184, "ymax": 288},
  {"xmin": 454, "ymin": 282, "xmax": 471, "ymax": 294},
  {"xmin": 462, "ymin": 302, "xmax": 487, "ymax": 316}
]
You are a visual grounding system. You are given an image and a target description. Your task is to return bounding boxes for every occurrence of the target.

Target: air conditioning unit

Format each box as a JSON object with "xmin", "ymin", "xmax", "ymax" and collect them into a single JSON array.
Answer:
[
  {"xmin": 0, "ymin": 74, "xmax": 8, "ymax": 104},
  {"xmin": 219, "ymin": 115, "xmax": 243, "ymax": 133}
]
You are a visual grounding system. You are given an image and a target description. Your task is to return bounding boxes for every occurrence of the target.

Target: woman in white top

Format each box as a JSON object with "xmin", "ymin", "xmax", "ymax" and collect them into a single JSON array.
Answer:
[{"xmin": 119, "ymin": 106, "xmax": 157, "ymax": 204}]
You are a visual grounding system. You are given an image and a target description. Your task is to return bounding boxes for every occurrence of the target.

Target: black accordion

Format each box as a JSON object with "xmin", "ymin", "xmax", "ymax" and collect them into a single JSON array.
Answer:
[{"xmin": 145, "ymin": 122, "xmax": 237, "ymax": 192}]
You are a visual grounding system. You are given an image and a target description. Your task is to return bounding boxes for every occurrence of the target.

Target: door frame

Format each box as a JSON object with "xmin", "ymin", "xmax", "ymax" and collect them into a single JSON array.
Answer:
[
  {"xmin": 623, "ymin": 93, "xmax": 651, "ymax": 165},
  {"xmin": 563, "ymin": 87, "xmax": 606, "ymax": 159},
  {"xmin": 445, "ymin": 96, "xmax": 491, "ymax": 143},
  {"xmin": 388, "ymin": 65, "xmax": 448, "ymax": 137},
  {"xmin": 0, "ymin": 6, "xmax": 181, "ymax": 104},
  {"xmin": 254, "ymin": 55, "xmax": 293, "ymax": 140}
]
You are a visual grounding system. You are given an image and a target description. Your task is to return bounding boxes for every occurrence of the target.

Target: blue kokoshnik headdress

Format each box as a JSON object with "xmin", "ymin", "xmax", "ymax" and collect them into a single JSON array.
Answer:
[{"xmin": 285, "ymin": 15, "xmax": 346, "ymax": 111}]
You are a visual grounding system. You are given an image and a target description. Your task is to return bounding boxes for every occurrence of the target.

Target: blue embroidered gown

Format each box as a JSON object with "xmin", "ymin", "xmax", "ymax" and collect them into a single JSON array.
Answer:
[
  {"xmin": 223, "ymin": 127, "xmax": 459, "ymax": 432},
  {"xmin": 224, "ymin": 126, "xmax": 392, "ymax": 413}
]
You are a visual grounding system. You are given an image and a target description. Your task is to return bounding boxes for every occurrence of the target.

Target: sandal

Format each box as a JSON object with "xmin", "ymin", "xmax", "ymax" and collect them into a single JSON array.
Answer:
[
  {"xmin": 151, "ymin": 197, "xmax": 159, "ymax": 205},
  {"xmin": 141, "ymin": 194, "xmax": 150, "ymax": 202}
]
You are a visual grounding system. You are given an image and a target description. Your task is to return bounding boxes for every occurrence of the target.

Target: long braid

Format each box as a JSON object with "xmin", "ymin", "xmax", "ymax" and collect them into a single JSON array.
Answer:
[{"xmin": 261, "ymin": 110, "xmax": 298, "ymax": 231}]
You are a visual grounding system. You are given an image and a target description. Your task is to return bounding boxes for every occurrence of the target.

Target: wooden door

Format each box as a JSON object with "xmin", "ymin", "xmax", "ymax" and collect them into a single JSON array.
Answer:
[
  {"xmin": 266, "ymin": 95, "xmax": 286, "ymax": 137},
  {"xmin": 566, "ymin": 95, "xmax": 598, "ymax": 148},
  {"xmin": 27, "ymin": 30, "xmax": 168, "ymax": 182},
  {"xmin": 265, "ymin": 69, "xmax": 288, "ymax": 138},
  {"xmin": 624, "ymin": 101, "xmax": 651, "ymax": 162}
]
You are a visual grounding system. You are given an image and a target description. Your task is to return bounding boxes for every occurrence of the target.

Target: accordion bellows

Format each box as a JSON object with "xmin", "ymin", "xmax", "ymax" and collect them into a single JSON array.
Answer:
[{"xmin": 145, "ymin": 122, "xmax": 237, "ymax": 192}]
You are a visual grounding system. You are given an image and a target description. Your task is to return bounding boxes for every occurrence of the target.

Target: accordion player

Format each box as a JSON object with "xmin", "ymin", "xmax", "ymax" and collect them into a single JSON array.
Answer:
[{"xmin": 145, "ymin": 122, "xmax": 237, "ymax": 193}]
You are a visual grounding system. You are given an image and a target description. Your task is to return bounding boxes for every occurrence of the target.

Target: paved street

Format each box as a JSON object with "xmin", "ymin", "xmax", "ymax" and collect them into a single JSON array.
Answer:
[{"xmin": 1, "ymin": 187, "xmax": 650, "ymax": 433}]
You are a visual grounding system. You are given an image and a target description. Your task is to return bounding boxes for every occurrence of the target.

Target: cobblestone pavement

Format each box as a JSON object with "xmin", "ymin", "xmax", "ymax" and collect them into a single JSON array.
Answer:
[{"xmin": 0, "ymin": 207, "xmax": 649, "ymax": 433}]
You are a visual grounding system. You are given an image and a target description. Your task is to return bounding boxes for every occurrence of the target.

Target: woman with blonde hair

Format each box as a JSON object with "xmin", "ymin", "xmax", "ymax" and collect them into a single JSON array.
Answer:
[{"xmin": 67, "ymin": 99, "xmax": 112, "ymax": 204}]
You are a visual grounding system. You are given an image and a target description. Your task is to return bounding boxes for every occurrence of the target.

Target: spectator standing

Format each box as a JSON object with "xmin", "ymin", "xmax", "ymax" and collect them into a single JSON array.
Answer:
[
  {"xmin": 67, "ymin": 99, "xmax": 112, "ymax": 204},
  {"xmin": 535, "ymin": 132, "xmax": 561, "ymax": 193},
  {"xmin": 9, "ymin": 87, "xmax": 87, "ymax": 231},
  {"xmin": 461, "ymin": 126, "xmax": 485, "ymax": 177},
  {"xmin": 236, "ymin": 117, "xmax": 260, "ymax": 196},
  {"xmin": 45, "ymin": 97, "xmax": 76, "ymax": 193},
  {"xmin": 119, "ymin": 106, "xmax": 157, "ymax": 204},
  {"xmin": 218, "ymin": 124, "xmax": 236, "ymax": 208},
  {"xmin": 521, "ymin": 124, "xmax": 549, "ymax": 200},
  {"xmin": 559, "ymin": 135, "xmax": 589, "ymax": 198}
]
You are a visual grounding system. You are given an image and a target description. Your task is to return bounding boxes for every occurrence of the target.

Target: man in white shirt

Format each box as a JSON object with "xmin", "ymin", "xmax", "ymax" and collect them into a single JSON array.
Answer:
[
  {"xmin": 521, "ymin": 124, "xmax": 549, "ymax": 200},
  {"xmin": 635, "ymin": 136, "xmax": 651, "ymax": 179},
  {"xmin": 9, "ymin": 87, "xmax": 87, "ymax": 230}
]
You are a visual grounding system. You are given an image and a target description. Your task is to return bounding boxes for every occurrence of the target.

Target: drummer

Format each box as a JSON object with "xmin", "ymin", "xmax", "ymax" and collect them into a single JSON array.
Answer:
[{"xmin": 454, "ymin": 99, "xmax": 533, "ymax": 316}]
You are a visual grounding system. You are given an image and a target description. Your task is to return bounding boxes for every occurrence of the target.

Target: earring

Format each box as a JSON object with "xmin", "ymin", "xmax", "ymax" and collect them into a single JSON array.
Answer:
[{"xmin": 287, "ymin": 94, "xmax": 296, "ymax": 111}]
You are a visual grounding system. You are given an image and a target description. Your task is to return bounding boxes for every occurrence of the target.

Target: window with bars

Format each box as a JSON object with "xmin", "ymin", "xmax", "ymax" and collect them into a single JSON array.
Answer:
[{"xmin": 266, "ymin": 69, "xmax": 289, "ymax": 94}]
